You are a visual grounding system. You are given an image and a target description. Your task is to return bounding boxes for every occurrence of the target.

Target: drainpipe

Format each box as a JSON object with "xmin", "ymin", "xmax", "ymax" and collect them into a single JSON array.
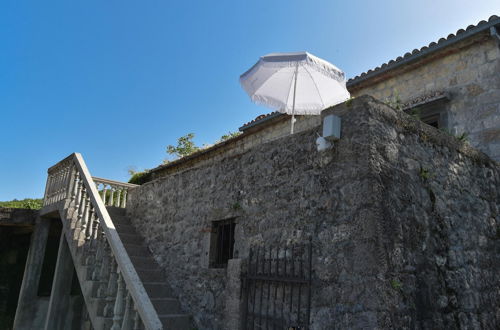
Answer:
[{"xmin": 491, "ymin": 25, "xmax": 500, "ymax": 48}]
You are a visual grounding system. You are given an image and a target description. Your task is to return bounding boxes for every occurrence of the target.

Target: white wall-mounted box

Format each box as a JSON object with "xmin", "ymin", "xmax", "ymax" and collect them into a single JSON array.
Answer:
[{"xmin": 322, "ymin": 114, "xmax": 341, "ymax": 141}]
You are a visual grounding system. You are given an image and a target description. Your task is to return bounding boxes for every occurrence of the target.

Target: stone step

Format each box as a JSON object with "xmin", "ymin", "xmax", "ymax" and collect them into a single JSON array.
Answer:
[
  {"xmin": 151, "ymin": 298, "xmax": 182, "ymax": 314},
  {"xmin": 99, "ymin": 316, "xmax": 113, "ymax": 329},
  {"xmin": 159, "ymin": 314, "xmax": 192, "ymax": 330},
  {"xmin": 114, "ymin": 223, "xmax": 136, "ymax": 234},
  {"xmin": 143, "ymin": 282, "xmax": 174, "ymax": 298},
  {"xmin": 104, "ymin": 206, "xmax": 193, "ymax": 329},
  {"xmin": 118, "ymin": 232, "xmax": 144, "ymax": 245},
  {"xmin": 110, "ymin": 216, "xmax": 130, "ymax": 225},
  {"xmin": 123, "ymin": 243, "xmax": 151, "ymax": 257},
  {"xmin": 130, "ymin": 256, "xmax": 158, "ymax": 270},
  {"xmin": 137, "ymin": 269, "xmax": 164, "ymax": 282},
  {"xmin": 106, "ymin": 206, "xmax": 126, "ymax": 217}
]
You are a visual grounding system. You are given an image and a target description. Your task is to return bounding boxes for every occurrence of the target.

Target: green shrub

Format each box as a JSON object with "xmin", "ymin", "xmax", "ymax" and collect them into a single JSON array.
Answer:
[
  {"xmin": 0, "ymin": 198, "xmax": 43, "ymax": 209},
  {"xmin": 128, "ymin": 171, "xmax": 150, "ymax": 185}
]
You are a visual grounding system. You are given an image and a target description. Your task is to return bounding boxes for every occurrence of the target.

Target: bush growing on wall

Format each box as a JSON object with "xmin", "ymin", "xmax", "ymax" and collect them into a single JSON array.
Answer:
[{"xmin": 0, "ymin": 198, "xmax": 43, "ymax": 209}]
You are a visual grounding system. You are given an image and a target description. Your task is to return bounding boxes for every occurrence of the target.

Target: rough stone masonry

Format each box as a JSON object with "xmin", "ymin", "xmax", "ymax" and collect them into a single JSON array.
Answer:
[{"xmin": 126, "ymin": 96, "xmax": 499, "ymax": 329}]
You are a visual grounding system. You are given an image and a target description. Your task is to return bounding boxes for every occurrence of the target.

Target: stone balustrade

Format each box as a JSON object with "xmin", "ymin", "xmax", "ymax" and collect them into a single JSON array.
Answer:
[
  {"xmin": 42, "ymin": 153, "xmax": 162, "ymax": 330},
  {"xmin": 92, "ymin": 177, "xmax": 136, "ymax": 208}
]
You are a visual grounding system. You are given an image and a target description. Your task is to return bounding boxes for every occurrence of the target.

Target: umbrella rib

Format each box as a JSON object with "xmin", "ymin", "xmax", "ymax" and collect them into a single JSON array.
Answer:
[
  {"xmin": 251, "ymin": 67, "xmax": 293, "ymax": 110},
  {"xmin": 304, "ymin": 66, "xmax": 325, "ymax": 108},
  {"xmin": 282, "ymin": 68, "xmax": 297, "ymax": 112}
]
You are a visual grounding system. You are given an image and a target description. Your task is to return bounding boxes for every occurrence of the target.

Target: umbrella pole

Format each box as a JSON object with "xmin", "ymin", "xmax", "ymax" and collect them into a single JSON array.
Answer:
[{"xmin": 290, "ymin": 62, "xmax": 299, "ymax": 134}]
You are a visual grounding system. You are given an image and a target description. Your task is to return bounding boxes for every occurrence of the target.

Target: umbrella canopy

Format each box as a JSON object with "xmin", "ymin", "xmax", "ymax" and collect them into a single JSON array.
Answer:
[{"xmin": 240, "ymin": 52, "xmax": 350, "ymax": 117}]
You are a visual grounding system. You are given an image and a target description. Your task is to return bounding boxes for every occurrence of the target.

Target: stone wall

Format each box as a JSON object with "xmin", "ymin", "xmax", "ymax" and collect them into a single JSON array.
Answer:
[
  {"xmin": 149, "ymin": 113, "xmax": 320, "ymax": 181},
  {"xmin": 127, "ymin": 96, "xmax": 499, "ymax": 329},
  {"xmin": 349, "ymin": 33, "xmax": 500, "ymax": 161}
]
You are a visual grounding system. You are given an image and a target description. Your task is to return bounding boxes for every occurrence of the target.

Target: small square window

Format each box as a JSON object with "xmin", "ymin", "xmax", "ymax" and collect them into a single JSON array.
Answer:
[{"xmin": 209, "ymin": 218, "xmax": 236, "ymax": 268}]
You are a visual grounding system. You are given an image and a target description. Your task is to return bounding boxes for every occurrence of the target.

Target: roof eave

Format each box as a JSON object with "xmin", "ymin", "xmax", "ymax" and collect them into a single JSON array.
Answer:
[{"xmin": 347, "ymin": 17, "xmax": 500, "ymax": 89}]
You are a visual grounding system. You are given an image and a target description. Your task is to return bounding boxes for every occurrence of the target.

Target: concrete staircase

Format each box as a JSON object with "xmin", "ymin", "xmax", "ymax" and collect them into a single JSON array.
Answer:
[
  {"xmin": 36, "ymin": 153, "xmax": 193, "ymax": 329},
  {"xmin": 107, "ymin": 207, "xmax": 191, "ymax": 329}
]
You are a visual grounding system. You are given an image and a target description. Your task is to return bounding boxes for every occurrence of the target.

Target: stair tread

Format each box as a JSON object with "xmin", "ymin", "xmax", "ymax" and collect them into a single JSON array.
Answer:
[
  {"xmin": 101, "ymin": 206, "xmax": 192, "ymax": 328},
  {"xmin": 158, "ymin": 314, "xmax": 190, "ymax": 317}
]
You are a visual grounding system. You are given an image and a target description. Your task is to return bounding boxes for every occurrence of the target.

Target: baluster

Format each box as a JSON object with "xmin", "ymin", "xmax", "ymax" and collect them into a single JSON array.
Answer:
[
  {"xmin": 132, "ymin": 308, "xmax": 141, "ymax": 330},
  {"xmin": 55, "ymin": 169, "xmax": 62, "ymax": 201},
  {"xmin": 83, "ymin": 207, "xmax": 96, "ymax": 261},
  {"xmin": 51, "ymin": 171, "xmax": 60, "ymax": 204},
  {"xmin": 79, "ymin": 196, "xmax": 91, "ymax": 244},
  {"xmin": 73, "ymin": 189, "xmax": 87, "ymax": 242},
  {"xmin": 121, "ymin": 292, "xmax": 133, "ymax": 330},
  {"xmin": 86, "ymin": 222, "xmax": 101, "ymax": 280},
  {"xmin": 43, "ymin": 171, "xmax": 52, "ymax": 206},
  {"xmin": 57, "ymin": 168, "xmax": 65, "ymax": 200},
  {"xmin": 104, "ymin": 258, "xmax": 118, "ymax": 317},
  {"xmin": 109, "ymin": 186, "xmax": 115, "ymax": 207},
  {"xmin": 116, "ymin": 189, "xmax": 122, "ymax": 208},
  {"xmin": 71, "ymin": 172, "xmax": 80, "ymax": 204},
  {"xmin": 111, "ymin": 271, "xmax": 125, "ymax": 330},
  {"xmin": 102, "ymin": 184, "xmax": 108, "ymax": 205},
  {"xmin": 65, "ymin": 164, "xmax": 76, "ymax": 201},
  {"xmin": 60, "ymin": 165, "xmax": 70, "ymax": 201},
  {"xmin": 97, "ymin": 242, "xmax": 111, "ymax": 297},
  {"xmin": 73, "ymin": 179, "xmax": 83, "ymax": 221},
  {"xmin": 121, "ymin": 189, "xmax": 128, "ymax": 208},
  {"xmin": 92, "ymin": 231, "xmax": 105, "ymax": 281},
  {"xmin": 47, "ymin": 173, "xmax": 55, "ymax": 204}
]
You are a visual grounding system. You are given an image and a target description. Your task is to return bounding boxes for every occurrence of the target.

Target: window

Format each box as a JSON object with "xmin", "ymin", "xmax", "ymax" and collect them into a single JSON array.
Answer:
[
  {"xmin": 209, "ymin": 218, "xmax": 236, "ymax": 268},
  {"xmin": 405, "ymin": 94, "xmax": 449, "ymax": 130}
]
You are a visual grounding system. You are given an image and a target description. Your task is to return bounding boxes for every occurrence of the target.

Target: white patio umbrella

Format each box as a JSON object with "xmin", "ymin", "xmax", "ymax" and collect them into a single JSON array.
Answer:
[{"xmin": 240, "ymin": 51, "xmax": 350, "ymax": 134}]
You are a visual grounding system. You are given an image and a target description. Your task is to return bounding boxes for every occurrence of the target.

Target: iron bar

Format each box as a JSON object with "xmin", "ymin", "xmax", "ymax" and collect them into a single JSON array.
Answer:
[
  {"xmin": 289, "ymin": 246, "xmax": 294, "ymax": 324},
  {"xmin": 258, "ymin": 247, "xmax": 265, "ymax": 328},
  {"xmin": 273, "ymin": 246, "xmax": 278, "ymax": 330},
  {"xmin": 243, "ymin": 241, "xmax": 312, "ymax": 330},
  {"xmin": 306, "ymin": 237, "xmax": 312, "ymax": 329},
  {"xmin": 251, "ymin": 247, "xmax": 259, "ymax": 330}
]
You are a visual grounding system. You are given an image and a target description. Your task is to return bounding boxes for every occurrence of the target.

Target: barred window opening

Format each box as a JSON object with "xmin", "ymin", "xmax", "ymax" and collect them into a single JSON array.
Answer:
[{"xmin": 210, "ymin": 219, "xmax": 236, "ymax": 268}]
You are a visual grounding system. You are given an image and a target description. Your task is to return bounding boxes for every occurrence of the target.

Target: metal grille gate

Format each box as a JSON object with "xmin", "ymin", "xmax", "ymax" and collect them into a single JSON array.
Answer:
[{"xmin": 242, "ymin": 239, "xmax": 312, "ymax": 330}]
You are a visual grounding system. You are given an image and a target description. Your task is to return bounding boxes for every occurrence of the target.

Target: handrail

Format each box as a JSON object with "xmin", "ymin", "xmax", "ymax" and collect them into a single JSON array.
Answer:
[
  {"xmin": 92, "ymin": 177, "xmax": 138, "ymax": 189},
  {"xmin": 43, "ymin": 153, "xmax": 162, "ymax": 330}
]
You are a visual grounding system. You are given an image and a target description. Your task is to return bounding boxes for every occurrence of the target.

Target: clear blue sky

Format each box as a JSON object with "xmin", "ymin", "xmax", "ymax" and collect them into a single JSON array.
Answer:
[{"xmin": 1, "ymin": 1, "xmax": 499, "ymax": 200}]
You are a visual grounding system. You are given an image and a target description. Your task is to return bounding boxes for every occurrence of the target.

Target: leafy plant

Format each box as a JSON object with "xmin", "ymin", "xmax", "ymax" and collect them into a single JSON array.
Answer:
[
  {"xmin": 456, "ymin": 132, "xmax": 469, "ymax": 142},
  {"xmin": 0, "ymin": 198, "xmax": 43, "ymax": 209},
  {"xmin": 419, "ymin": 167, "xmax": 432, "ymax": 181},
  {"xmin": 410, "ymin": 107, "xmax": 421, "ymax": 120},
  {"xmin": 128, "ymin": 170, "xmax": 150, "ymax": 185},
  {"xmin": 385, "ymin": 92, "xmax": 403, "ymax": 111},
  {"xmin": 218, "ymin": 131, "xmax": 241, "ymax": 142},
  {"xmin": 345, "ymin": 96, "xmax": 356, "ymax": 107},
  {"xmin": 439, "ymin": 128, "xmax": 469, "ymax": 143},
  {"xmin": 390, "ymin": 279, "xmax": 403, "ymax": 291},
  {"xmin": 166, "ymin": 133, "xmax": 200, "ymax": 159},
  {"xmin": 231, "ymin": 202, "xmax": 242, "ymax": 210}
]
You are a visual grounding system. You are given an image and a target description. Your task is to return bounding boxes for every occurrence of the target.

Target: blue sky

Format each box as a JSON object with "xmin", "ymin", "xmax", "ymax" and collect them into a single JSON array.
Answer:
[{"xmin": 1, "ymin": 1, "xmax": 499, "ymax": 200}]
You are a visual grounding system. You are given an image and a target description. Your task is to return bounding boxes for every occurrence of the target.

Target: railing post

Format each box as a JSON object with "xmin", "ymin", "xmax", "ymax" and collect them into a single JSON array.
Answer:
[
  {"xmin": 111, "ymin": 271, "xmax": 125, "ymax": 330},
  {"xmin": 133, "ymin": 308, "xmax": 141, "ymax": 330},
  {"xmin": 102, "ymin": 184, "xmax": 108, "ymax": 205},
  {"xmin": 116, "ymin": 189, "xmax": 122, "ymax": 208},
  {"xmin": 97, "ymin": 243, "xmax": 111, "ymax": 298},
  {"xmin": 109, "ymin": 186, "xmax": 115, "ymax": 207},
  {"xmin": 104, "ymin": 259, "xmax": 118, "ymax": 317},
  {"xmin": 121, "ymin": 292, "xmax": 133, "ymax": 330},
  {"xmin": 65, "ymin": 163, "xmax": 76, "ymax": 202},
  {"xmin": 91, "ymin": 231, "xmax": 105, "ymax": 282}
]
